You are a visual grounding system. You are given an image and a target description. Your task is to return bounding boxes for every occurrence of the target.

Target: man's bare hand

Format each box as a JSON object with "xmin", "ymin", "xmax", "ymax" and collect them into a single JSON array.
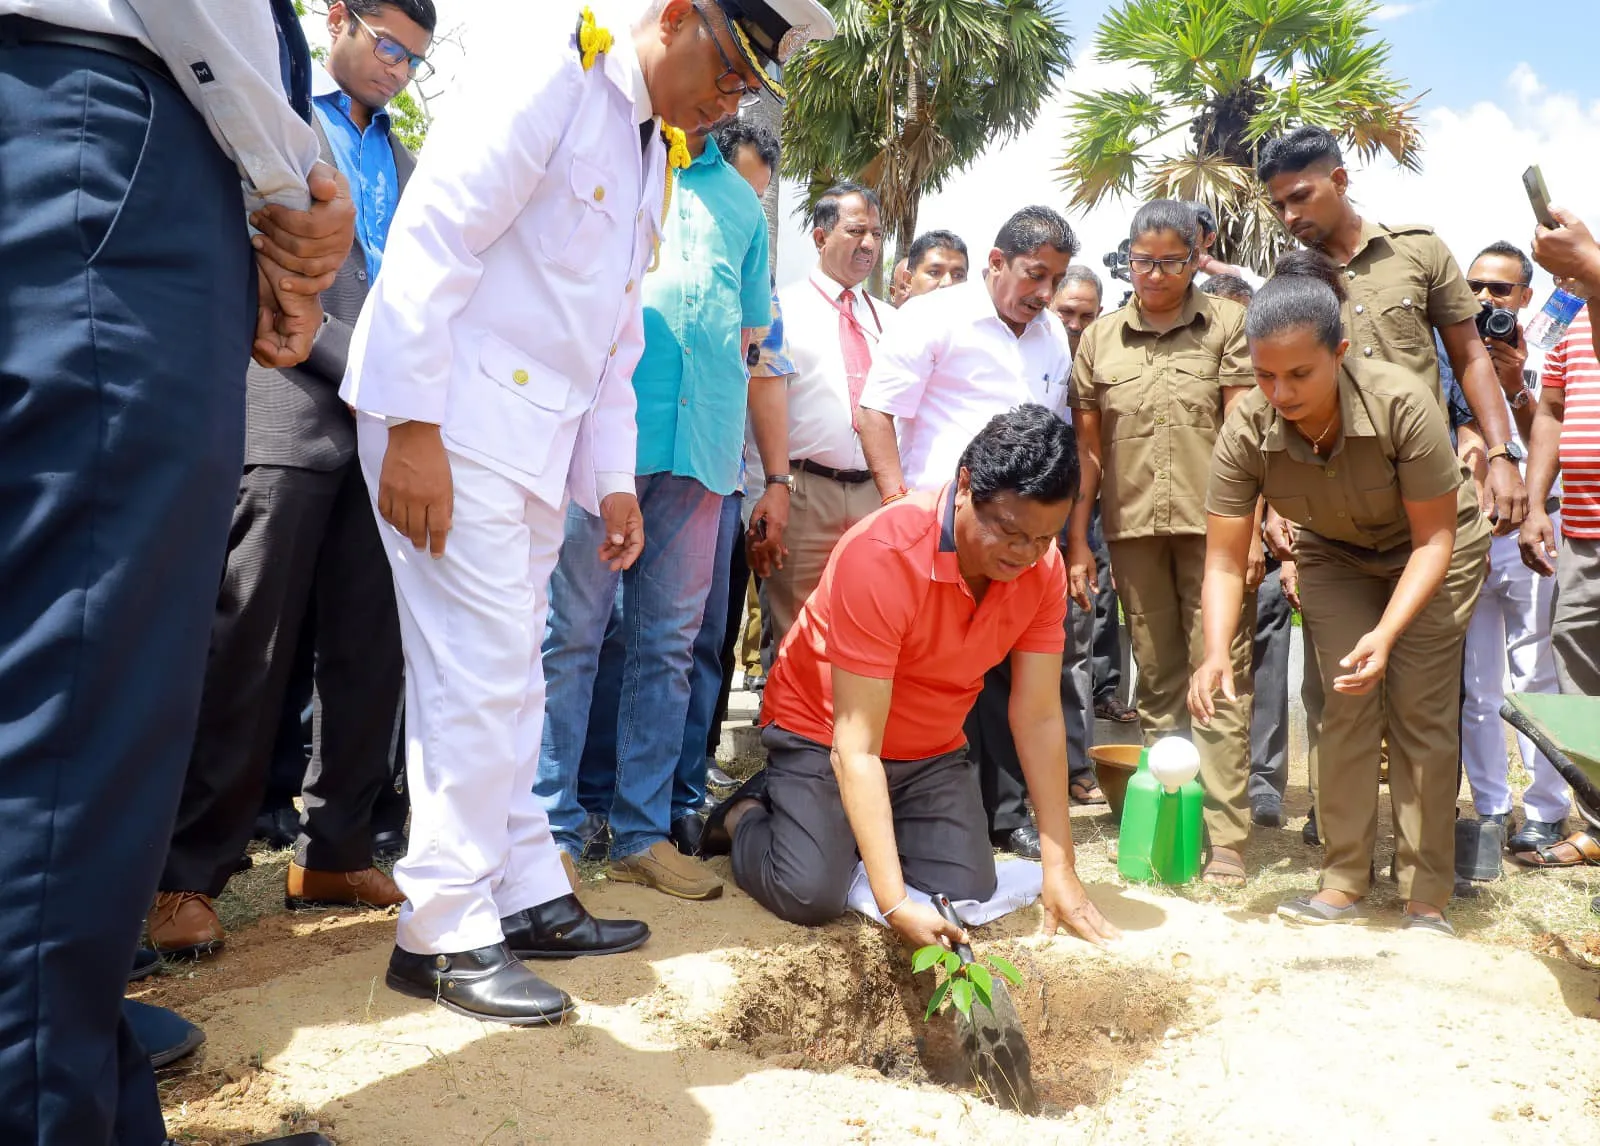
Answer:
[
  {"xmin": 248, "ymin": 161, "xmax": 355, "ymax": 293},
  {"xmin": 377, "ymin": 421, "xmax": 453, "ymax": 557},
  {"xmin": 1519, "ymin": 505, "xmax": 1558, "ymax": 577},
  {"xmin": 598, "ymin": 492, "xmax": 645, "ymax": 571},
  {"xmin": 1532, "ymin": 207, "xmax": 1600, "ymax": 293},
  {"xmin": 1486, "ymin": 458, "xmax": 1529, "ymax": 534},
  {"xmin": 1040, "ymin": 870, "xmax": 1120, "ymax": 947},
  {"xmin": 1066, "ymin": 538, "xmax": 1097, "ymax": 610},
  {"xmin": 252, "ymin": 255, "xmax": 324, "ymax": 368},
  {"xmin": 1280, "ymin": 559, "xmax": 1300, "ymax": 611},
  {"xmin": 886, "ymin": 899, "xmax": 967, "ymax": 950},
  {"xmin": 1245, "ymin": 532, "xmax": 1267, "ymax": 591},
  {"xmin": 748, "ymin": 486, "xmax": 789, "ymax": 572},
  {"xmin": 1261, "ymin": 506, "xmax": 1297, "ymax": 561}
]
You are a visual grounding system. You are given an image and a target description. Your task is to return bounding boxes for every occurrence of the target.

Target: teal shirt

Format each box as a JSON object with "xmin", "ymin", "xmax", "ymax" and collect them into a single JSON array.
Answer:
[{"xmin": 633, "ymin": 137, "xmax": 772, "ymax": 494}]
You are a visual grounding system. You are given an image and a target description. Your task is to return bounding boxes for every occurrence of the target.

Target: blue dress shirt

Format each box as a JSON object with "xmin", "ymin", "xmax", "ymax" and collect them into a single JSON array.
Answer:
[{"xmin": 311, "ymin": 67, "xmax": 398, "ymax": 283}]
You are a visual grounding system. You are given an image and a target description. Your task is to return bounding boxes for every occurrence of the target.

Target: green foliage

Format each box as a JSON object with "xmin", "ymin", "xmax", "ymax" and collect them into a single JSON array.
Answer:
[
  {"xmin": 1058, "ymin": 0, "xmax": 1425, "ymax": 272},
  {"xmin": 913, "ymin": 944, "xmax": 1023, "ymax": 1021},
  {"xmin": 389, "ymin": 89, "xmax": 431, "ymax": 153},
  {"xmin": 782, "ymin": 0, "xmax": 1073, "ymax": 263}
]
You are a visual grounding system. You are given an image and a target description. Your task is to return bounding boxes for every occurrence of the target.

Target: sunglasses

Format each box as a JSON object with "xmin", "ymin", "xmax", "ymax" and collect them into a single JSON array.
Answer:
[
  {"xmin": 1466, "ymin": 279, "xmax": 1528, "ymax": 298},
  {"xmin": 351, "ymin": 10, "xmax": 433, "ymax": 82}
]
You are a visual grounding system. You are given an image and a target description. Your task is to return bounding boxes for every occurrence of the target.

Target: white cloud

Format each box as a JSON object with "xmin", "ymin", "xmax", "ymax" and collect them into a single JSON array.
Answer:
[{"xmin": 1372, "ymin": 3, "xmax": 1421, "ymax": 20}]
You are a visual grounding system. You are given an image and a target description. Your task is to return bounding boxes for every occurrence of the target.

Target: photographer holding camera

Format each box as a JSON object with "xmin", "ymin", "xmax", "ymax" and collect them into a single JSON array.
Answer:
[{"xmin": 1466, "ymin": 242, "xmax": 1539, "ymax": 443}]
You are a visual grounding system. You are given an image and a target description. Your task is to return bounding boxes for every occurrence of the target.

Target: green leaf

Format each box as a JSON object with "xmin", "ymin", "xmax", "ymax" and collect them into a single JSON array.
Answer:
[
  {"xmin": 911, "ymin": 945, "xmax": 945, "ymax": 975},
  {"xmin": 950, "ymin": 977, "xmax": 974, "ymax": 1016},
  {"xmin": 987, "ymin": 955, "xmax": 1024, "ymax": 987},
  {"xmin": 923, "ymin": 978, "xmax": 952, "ymax": 1021},
  {"xmin": 941, "ymin": 951, "xmax": 962, "ymax": 975},
  {"xmin": 967, "ymin": 963, "xmax": 994, "ymax": 998}
]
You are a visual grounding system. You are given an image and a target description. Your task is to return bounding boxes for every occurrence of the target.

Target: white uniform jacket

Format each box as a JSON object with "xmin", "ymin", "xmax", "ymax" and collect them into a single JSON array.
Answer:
[{"xmin": 341, "ymin": 3, "xmax": 664, "ymax": 514}]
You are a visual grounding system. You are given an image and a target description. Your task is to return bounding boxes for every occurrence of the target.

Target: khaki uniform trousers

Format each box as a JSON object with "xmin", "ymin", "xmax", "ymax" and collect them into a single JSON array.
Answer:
[
  {"xmin": 1298, "ymin": 529, "xmax": 1488, "ymax": 909},
  {"xmin": 763, "ymin": 466, "xmax": 882, "ymax": 653},
  {"xmin": 1106, "ymin": 533, "xmax": 1256, "ymax": 852}
]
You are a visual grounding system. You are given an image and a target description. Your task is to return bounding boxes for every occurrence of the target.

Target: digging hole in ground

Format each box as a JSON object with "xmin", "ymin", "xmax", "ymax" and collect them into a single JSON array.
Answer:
[{"xmin": 701, "ymin": 920, "xmax": 1191, "ymax": 1114}]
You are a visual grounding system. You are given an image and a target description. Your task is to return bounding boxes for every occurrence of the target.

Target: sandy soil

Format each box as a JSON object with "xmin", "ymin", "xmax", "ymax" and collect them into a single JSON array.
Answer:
[{"xmin": 143, "ymin": 804, "xmax": 1600, "ymax": 1146}]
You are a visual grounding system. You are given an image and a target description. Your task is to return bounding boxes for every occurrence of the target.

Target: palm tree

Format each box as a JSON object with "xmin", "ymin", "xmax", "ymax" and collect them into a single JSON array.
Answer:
[
  {"xmin": 783, "ymin": 0, "xmax": 1072, "ymax": 269},
  {"xmin": 1058, "ymin": 0, "xmax": 1423, "ymax": 273}
]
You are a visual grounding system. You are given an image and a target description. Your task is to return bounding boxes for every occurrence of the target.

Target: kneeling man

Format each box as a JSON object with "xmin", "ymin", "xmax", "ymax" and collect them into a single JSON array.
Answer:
[{"xmin": 703, "ymin": 406, "xmax": 1119, "ymax": 949}]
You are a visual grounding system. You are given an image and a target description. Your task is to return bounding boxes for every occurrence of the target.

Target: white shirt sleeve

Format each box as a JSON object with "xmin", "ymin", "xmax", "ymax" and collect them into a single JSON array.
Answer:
[
  {"xmin": 123, "ymin": 0, "xmax": 321, "ymax": 211},
  {"xmin": 858, "ymin": 294, "xmax": 942, "ymax": 418}
]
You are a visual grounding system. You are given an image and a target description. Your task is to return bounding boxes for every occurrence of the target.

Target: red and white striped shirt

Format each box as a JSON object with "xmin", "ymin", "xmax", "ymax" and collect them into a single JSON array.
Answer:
[{"xmin": 1545, "ymin": 306, "xmax": 1600, "ymax": 539}]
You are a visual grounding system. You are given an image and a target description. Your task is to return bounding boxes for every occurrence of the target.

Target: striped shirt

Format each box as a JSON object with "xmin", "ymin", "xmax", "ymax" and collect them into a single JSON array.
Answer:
[{"xmin": 1544, "ymin": 307, "xmax": 1600, "ymax": 539}]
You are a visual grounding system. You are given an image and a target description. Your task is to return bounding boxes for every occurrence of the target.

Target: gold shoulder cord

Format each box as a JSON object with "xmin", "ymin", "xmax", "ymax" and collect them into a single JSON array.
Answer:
[{"xmin": 577, "ymin": 9, "xmax": 690, "ymax": 274}]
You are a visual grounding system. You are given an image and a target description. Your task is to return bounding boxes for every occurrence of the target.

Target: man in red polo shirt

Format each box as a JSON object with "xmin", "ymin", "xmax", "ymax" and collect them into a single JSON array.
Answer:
[{"xmin": 700, "ymin": 406, "xmax": 1118, "ymax": 948}]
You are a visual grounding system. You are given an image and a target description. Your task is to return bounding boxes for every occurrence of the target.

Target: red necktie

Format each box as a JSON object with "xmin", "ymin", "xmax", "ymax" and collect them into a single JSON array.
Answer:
[{"xmin": 838, "ymin": 288, "xmax": 873, "ymax": 431}]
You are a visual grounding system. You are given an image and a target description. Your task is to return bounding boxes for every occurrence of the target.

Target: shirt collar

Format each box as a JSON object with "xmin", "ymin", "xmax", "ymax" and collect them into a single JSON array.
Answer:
[
  {"xmin": 592, "ymin": 4, "xmax": 653, "ymax": 124},
  {"xmin": 1263, "ymin": 360, "xmax": 1378, "ymax": 461},
  {"xmin": 1125, "ymin": 286, "xmax": 1206, "ymax": 334},
  {"xmin": 1345, "ymin": 216, "xmax": 1389, "ymax": 266},
  {"xmin": 689, "ymin": 134, "xmax": 724, "ymax": 170},
  {"xmin": 933, "ymin": 483, "xmax": 962, "ymax": 583},
  {"xmin": 810, "ymin": 265, "xmax": 866, "ymax": 300},
  {"xmin": 310, "ymin": 63, "xmax": 390, "ymax": 128}
]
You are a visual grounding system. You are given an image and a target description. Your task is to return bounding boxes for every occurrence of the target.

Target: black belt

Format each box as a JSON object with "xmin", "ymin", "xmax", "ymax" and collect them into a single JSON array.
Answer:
[
  {"xmin": 0, "ymin": 15, "xmax": 173, "ymax": 83},
  {"xmin": 794, "ymin": 458, "xmax": 872, "ymax": 485}
]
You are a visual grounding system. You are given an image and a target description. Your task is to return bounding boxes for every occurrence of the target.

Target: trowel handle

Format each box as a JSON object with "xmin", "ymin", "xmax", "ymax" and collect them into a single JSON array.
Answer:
[{"xmin": 932, "ymin": 893, "xmax": 975, "ymax": 965}]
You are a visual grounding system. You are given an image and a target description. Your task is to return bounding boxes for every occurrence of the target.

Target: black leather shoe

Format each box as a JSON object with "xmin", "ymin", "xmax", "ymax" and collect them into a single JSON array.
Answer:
[
  {"xmin": 125, "ymin": 999, "xmax": 205, "ymax": 1069},
  {"xmin": 128, "ymin": 948, "xmax": 162, "ymax": 982},
  {"xmin": 699, "ymin": 769, "xmax": 769, "ymax": 857},
  {"xmin": 1508, "ymin": 818, "xmax": 1565, "ymax": 854},
  {"xmin": 253, "ymin": 806, "xmax": 300, "ymax": 850},
  {"xmin": 1251, "ymin": 796, "xmax": 1284, "ymax": 829},
  {"xmin": 706, "ymin": 763, "xmax": 738, "ymax": 788},
  {"xmin": 1302, "ymin": 807, "xmax": 1320, "ymax": 847},
  {"xmin": 502, "ymin": 894, "xmax": 649, "ymax": 960},
  {"xmin": 670, "ymin": 812, "xmax": 705, "ymax": 856},
  {"xmin": 372, "ymin": 829, "xmax": 408, "ymax": 863},
  {"xmin": 577, "ymin": 813, "xmax": 611, "ymax": 862},
  {"xmin": 386, "ymin": 943, "xmax": 574, "ymax": 1025},
  {"xmin": 991, "ymin": 824, "xmax": 1041, "ymax": 860}
]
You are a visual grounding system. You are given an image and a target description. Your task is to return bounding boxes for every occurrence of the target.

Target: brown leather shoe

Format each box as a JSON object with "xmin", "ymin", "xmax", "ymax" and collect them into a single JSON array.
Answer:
[
  {"xmin": 285, "ymin": 861, "xmax": 405, "ymax": 910},
  {"xmin": 559, "ymin": 849, "xmax": 579, "ymax": 894},
  {"xmin": 607, "ymin": 840, "xmax": 723, "ymax": 900},
  {"xmin": 148, "ymin": 891, "xmax": 225, "ymax": 959}
]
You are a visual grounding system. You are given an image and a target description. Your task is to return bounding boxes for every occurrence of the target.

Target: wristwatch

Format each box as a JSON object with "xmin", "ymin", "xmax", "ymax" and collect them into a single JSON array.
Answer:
[
  {"xmin": 764, "ymin": 473, "xmax": 793, "ymax": 489},
  {"xmin": 1508, "ymin": 387, "xmax": 1534, "ymax": 409},
  {"xmin": 1485, "ymin": 442, "xmax": 1526, "ymax": 464}
]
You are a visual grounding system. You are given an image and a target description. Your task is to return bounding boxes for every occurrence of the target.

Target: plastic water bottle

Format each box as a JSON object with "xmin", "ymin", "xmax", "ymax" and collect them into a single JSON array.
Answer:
[{"xmin": 1526, "ymin": 285, "xmax": 1588, "ymax": 350}]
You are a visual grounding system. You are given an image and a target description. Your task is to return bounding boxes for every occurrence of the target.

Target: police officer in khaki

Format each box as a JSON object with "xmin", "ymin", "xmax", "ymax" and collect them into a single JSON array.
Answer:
[
  {"xmin": 1067, "ymin": 200, "xmax": 1261, "ymax": 885},
  {"xmin": 1191, "ymin": 251, "xmax": 1489, "ymax": 935}
]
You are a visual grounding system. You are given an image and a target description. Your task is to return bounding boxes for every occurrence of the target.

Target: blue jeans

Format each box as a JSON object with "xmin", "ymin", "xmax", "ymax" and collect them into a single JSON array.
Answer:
[
  {"xmin": 673, "ymin": 493, "xmax": 742, "ymax": 820},
  {"xmin": 536, "ymin": 474, "xmax": 722, "ymax": 858}
]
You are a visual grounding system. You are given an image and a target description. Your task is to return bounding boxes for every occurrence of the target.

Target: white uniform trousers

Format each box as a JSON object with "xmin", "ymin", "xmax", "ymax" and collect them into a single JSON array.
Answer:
[
  {"xmin": 1460, "ymin": 526, "xmax": 1568, "ymax": 824},
  {"xmin": 357, "ymin": 418, "xmax": 574, "ymax": 954}
]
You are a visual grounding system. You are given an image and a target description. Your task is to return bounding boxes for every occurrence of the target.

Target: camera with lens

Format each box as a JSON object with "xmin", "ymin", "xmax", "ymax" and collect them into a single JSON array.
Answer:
[
  {"xmin": 1103, "ymin": 238, "xmax": 1131, "ymax": 284},
  {"xmin": 1476, "ymin": 300, "xmax": 1520, "ymax": 346}
]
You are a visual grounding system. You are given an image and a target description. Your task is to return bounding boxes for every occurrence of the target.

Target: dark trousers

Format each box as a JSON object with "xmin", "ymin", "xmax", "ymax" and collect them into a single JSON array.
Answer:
[
  {"xmin": 731, "ymin": 726, "xmax": 997, "ymax": 925},
  {"xmin": 161, "ymin": 460, "xmax": 403, "ymax": 896},
  {"xmin": 709, "ymin": 512, "xmax": 753, "ymax": 755},
  {"xmin": 1248, "ymin": 564, "xmax": 1293, "ymax": 801},
  {"xmin": 1088, "ymin": 502, "xmax": 1123, "ymax": 703},
  {"xmin": 0, "ymin": 43, "xmax": 253, "ymax": 1145}
]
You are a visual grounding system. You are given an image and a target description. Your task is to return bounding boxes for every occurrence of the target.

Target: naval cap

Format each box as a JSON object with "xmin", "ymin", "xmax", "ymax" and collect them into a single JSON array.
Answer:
[{"xmin": 708, "ymin": 0, "xmax": 835, "ymax": 104}]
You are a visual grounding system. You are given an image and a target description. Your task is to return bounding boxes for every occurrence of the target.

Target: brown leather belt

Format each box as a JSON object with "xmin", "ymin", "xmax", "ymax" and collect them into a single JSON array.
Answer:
[
  {"xmin": 794, "ymin": 458, "xmax": 872, "ymax": 485},
  {"xmin": 0, "ymin": 15, "xmax": 174, "ymax": 84}
]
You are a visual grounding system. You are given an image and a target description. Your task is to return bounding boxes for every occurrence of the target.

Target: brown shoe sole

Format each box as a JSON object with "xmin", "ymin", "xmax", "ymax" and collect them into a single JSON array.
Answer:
[
  {"xmin": 285, "ymin": 895, "xmax": 403, "ymax": 911},
  {"xmin": 148, "ymin": 937, "xmax": 223, "ymax": 961},
  {"xmin": 606, "ymin": 863, "xmax": 724, "ymax": 901}
]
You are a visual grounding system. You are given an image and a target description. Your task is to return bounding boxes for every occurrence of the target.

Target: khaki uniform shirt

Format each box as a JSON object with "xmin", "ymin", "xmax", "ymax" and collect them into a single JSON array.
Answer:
[
  {"xmin": 1070, "ymin": 288, "xmax": 1251, "ymax": 540},
  {"xmin": 1337, "ymin": 219, "xmax": 1480, "ymax": 392},
  {"xmin": 1208, "ymin": 358, "xmax": 1487, "ymax": 552}
]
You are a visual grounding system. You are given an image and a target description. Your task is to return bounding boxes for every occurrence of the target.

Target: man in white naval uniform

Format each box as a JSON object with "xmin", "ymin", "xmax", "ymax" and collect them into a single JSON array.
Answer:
[{"xmin": 342, "ymin": 0, "xmax": 835, "ymax": 1026}]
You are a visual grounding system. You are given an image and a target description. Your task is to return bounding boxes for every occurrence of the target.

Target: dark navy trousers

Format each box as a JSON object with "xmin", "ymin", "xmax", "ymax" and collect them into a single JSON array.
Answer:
[{"xmin": 0, "ymin": 43, "xmax": 253, "ymax": 1145}]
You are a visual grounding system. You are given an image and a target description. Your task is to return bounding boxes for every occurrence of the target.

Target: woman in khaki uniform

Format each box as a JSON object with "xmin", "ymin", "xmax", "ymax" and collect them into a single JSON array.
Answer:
[
  {"xmin": 1190, "ymin": 251, "xmax": 1488, "ymax": 934},
  {"xmin": 1068, "ymin": 200, "xmax": 1261, "ymax": 885}
]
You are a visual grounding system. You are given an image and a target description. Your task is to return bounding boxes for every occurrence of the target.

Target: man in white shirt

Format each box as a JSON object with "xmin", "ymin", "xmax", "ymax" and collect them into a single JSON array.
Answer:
[
  {"xmin": 0, "ymin": 4, "xmax": 355, "ymax": 1143},
  {"xmin": 856, "ymin": 206, "xmax": 1080, "ymax": 857},
  {"xmin": 342, "ymin": 0, "xmax": 834, "ymax": 1026},
  {"xmin": 857, "ymin": 205, "xmax": 1077, "ymax": 498},
  {"xmin": 763, "ymin": 181, "xmax": 890, "ymax": 653}
]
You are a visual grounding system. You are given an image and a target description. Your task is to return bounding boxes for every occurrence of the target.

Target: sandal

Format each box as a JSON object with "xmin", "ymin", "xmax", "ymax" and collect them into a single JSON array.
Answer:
[
  {"xmin": 1202, "ymin": 848, "xmax": 1247, "ymax": 887},
  {"xmin": 1401, "ymin": 912, "xmax": 1456, "ymax": 937},
  {"xmin": 1070, "ymin": 776, "xmax": 1107, "ymax": 806},
  {"xmin": 1277, "ymin": 894, "xmax": 1366, "ymax": 926},
  {"xmin": 1515, "ymin": 830, "xmax": 1600, "ymax": 869}
]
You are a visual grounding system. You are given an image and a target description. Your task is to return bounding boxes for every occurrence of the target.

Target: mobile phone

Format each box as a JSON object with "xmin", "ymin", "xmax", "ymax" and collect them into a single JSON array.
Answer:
[
  {"xmin": 1523, "ymin": 165, "xmax": 1559, "ymax": 230},
  {"xmin": 748, "ymin": 516, "xmax": 768, "ymax": 541}
]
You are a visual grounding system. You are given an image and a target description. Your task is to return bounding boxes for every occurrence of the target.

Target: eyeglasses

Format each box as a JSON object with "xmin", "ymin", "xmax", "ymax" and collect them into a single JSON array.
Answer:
[
  {"xmin": 351, "ymin": 10, "xmax": 434, "ymax": 82},
  {"xmin": 1466, "ymin": 279, "xmax": 1528, "ymax": 298},
  {"xmin": 1128, "ymin": 254, "xmax": 1194, "ymax": 276},
  {"xmin": 693, "ymin": 4, "xmax": 762, "ymax": 108},
  {"xmin": 972, "ymin": 500, "xmax": 1053, "ymax": 554}
]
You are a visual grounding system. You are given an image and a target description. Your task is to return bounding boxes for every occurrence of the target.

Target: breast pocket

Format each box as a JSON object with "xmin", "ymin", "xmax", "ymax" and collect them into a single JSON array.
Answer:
[
  {"xmin": 1351, "ymin": 469, "xmax": 1405, "ymax": 535},
  {"xmin": 538, "ymin": 157, "xmax": 620, "ymax": 278},
  {"xmin": 443, "ymin": 334, "xmax": 565, "ymax": 477},
  {"xmin": 1170, "ymin": 359, "xmax": 1222, "ymax": 430},
  {"xmin": 1376, "ymin": 289, "xmax": 1428, "ymax": 351},
  {"xmin": 1099, "ymin": 371, "xmax": 1150, "ymax": 440}
]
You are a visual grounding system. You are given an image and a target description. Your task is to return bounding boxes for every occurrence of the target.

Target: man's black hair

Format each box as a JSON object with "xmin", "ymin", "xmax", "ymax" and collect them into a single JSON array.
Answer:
[
  {"xmin": 344, "ymin": 0, "xmax": 438, "ymax": 36},
  {"xmin": 959, "ymin": 404, "xmax": 1079, "ymax": 506},
  {"xmin": 1202, "ymin": 274, "xmax": 1254, "ymax": 305},
  {"xmin": 1473, "ymin": 240, "xmax": 1535, "ymax": 286},
  {"xmin": 907, "ymin": 229, "xmax": 969, "ymax": 273},
  {"xmin": 1256, "ymin": 125, "xmax": 1344, "ymax": 183},
  {"xmin": 712, "ymin": 117, "xmax": 779, "ymax": 174},
  {"xmin": 993, "ymin": 206, "xmax": 1078, "ymax": 262},
  {"xmin": 811, "ymin": 182, "xmax": 881, "ymax": 233}
]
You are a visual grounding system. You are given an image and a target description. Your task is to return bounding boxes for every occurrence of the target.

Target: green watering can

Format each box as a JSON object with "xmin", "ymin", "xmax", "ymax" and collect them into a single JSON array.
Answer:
[{"xmin": 1117, "ymin": 737, "xmax": 1204, "ymax": 885}]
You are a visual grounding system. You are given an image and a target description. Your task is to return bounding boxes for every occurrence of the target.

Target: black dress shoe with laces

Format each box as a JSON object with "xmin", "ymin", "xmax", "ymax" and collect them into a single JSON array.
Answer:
[
  {"xmin": 501, "ymin": 894, "xmax": 649, "ymax": 960},
  {"xmin": 386, "ymin": 942, "xmax": 575, "ymax": 1025},
  {"xmin": 670, "ymin": 812, "xmax": 705, "ymax": 856},
  {"xmin": 991, "ymin": 824, "xmax": 1041, "ymax": 860}
]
